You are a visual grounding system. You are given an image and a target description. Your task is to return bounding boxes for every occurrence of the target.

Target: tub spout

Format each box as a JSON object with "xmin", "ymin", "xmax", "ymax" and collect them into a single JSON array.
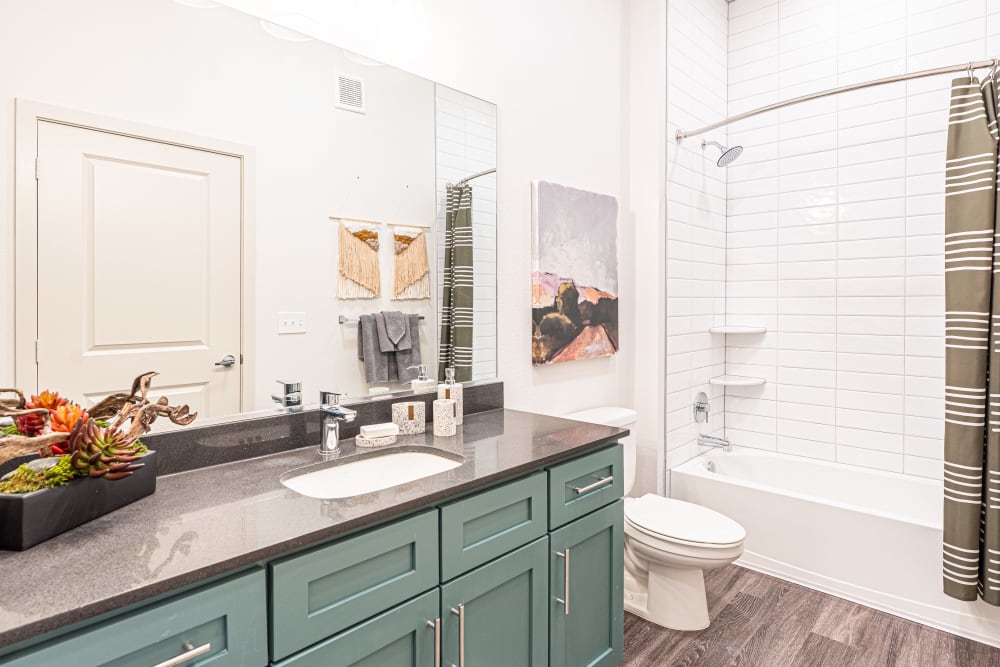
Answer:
[{"xmin": 697, "ymin": 433, "xmax": 731, "ymax": 453}]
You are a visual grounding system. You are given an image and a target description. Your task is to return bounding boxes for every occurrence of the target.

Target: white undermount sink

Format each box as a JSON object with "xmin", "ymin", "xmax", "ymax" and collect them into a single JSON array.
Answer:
[{"xmin": 281, "ymin": 450, "xmax": 464, "ymax": 499}]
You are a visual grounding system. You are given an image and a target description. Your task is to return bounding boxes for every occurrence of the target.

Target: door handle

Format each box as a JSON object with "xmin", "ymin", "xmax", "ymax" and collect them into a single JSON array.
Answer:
[
  {"xmin": 450, "ymin": 604, "xmax": 465, "ymax": 667},
  {"xmin": 152, "ymin": 641, "xmax": 211, "ymax": 667},
  {"xmin": 214, "ymin": 354, "xmax": 237, "ymax": 368},
  {"xmin": 571, "ymin": 475, "xmax": 614, "ymax": 495},
  {"xmin": 555, "ymin": 549, "xmax": 570, "ymax": 615},
  {"xmin": 426, "ymin": 618, "xmax": 441, "ymax": 667}
]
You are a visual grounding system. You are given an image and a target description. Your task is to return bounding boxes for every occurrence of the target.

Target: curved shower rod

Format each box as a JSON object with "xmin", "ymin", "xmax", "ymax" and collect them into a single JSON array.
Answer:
[{"xmin": 676, "ymin": 58, "xmax": 999, "ymax": 143}]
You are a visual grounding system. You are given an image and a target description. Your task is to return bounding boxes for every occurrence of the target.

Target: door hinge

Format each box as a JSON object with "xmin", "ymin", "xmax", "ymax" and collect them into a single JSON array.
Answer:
[
  {"xmin": 239, "ymin": 353, "xmax": 244, "ymax": 364},
  {"xmin": 34, "ymin": 157, "xmax": 39, "ymax": 180},
  {"xmin": 34, "ymin": 339, "xmax": 39, "ymax": 364}
]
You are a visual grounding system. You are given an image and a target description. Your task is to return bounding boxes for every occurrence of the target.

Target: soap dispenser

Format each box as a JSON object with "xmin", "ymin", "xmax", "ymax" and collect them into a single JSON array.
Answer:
[
  {"xmin": 408, "ymin": 365, "xmax": 437, "ymax": 392},
  {"xmin": 437, "ymin": 367, "xmax": 464, "ymax": 425}
]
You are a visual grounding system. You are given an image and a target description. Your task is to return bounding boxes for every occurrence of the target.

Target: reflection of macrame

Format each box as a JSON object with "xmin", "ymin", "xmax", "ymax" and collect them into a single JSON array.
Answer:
[
  {"xmin": 393, "ymin": 229, "xmax": 430, "ymax": 299},
  {"xmin": 338, "ymin": 222, "xmax": 381, "ymax": 299}
]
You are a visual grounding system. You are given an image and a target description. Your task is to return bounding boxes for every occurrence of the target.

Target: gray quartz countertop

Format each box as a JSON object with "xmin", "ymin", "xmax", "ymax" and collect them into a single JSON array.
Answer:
[{"xmin": 0, "ymin": 409, "xmax": 626, "ymax": 650}]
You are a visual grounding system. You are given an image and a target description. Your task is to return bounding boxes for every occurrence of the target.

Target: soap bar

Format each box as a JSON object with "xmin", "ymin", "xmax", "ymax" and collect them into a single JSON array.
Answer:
[{"xmin": 360, "ymin": 422, "xmax": 400, "ymax": 439}]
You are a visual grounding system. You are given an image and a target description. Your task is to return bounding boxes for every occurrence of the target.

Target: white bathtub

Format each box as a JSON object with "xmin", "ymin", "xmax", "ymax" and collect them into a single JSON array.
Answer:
[{"xmin": 672, "ymin": 449, "xmax": 1000, "ymax": 647}]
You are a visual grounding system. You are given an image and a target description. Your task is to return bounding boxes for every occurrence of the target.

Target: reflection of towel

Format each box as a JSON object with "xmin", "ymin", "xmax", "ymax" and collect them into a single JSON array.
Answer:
[
  {"xmin": 396, "ymin": 314, "xmax": 422, "ymax": 382},
  {"xmin": 359, "ymin": 315, "xmax": 392, "ymax": 383},
  {"xmin": 374, "ymin": 311, "xmax": 412, "ymax": 352},
  {"xmin": 359, "ymin": 313, "xmax": 422, "ymax": 384}
]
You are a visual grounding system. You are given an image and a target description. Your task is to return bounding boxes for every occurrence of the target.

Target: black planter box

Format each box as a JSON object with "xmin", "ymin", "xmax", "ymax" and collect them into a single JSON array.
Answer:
[{"xmin": 0, "ymin": 451, "xmax": 157, "ymax": 550}]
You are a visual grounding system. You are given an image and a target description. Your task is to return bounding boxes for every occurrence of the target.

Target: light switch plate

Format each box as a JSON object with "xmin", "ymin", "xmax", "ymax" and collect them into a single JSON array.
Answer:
[{"xmin": 278, "ymin": 311, "xmax": 306, "ymax": 334}]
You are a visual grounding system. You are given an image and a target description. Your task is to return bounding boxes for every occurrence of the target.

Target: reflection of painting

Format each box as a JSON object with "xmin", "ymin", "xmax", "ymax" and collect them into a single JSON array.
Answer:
[
  {"xmin": 392, "ymin": 226, "xmax": 430, "ymax": 300},
  {"xmin": 531, "ymin": 181, "xmax": 619, "ymax": 365},
  {"xmin": 337, "ymin": 221, "xmax": 381, "ymax": 299}
]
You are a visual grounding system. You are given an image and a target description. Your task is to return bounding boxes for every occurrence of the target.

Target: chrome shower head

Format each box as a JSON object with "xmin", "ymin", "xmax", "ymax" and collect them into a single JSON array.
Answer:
[{"xmin": 702, "ymin": 139, "xmax": 743, "ymax": 167}]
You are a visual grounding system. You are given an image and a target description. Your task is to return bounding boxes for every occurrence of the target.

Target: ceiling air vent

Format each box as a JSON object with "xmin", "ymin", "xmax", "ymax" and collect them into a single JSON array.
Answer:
[{"xmin": 336, "ymin": 73, "xmax": 366, "ymax": 114}]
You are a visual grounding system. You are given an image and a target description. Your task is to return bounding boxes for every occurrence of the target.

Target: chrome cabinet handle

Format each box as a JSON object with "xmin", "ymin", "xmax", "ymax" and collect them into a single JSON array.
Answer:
[
  {"xmin": 555, "ymin": 549, "xmax": 570, "ymax": 615},
  {"xmin": 450, "ymin": 604, "xmax": 465, "ymax": 667},
  {"xmin": 152, "ymin": 641, "xmax": 211, "ymax": 667},
  {"xmin": 571, "ymin": 475, "xmax": 614, "ymax": 495},
  {"xmin": 427, "ymin": 618, "xmax": 441, "ymax": 667},
  {"xmin": 214, "ymin": 354, "xmax": 236, "ymax": 367}
]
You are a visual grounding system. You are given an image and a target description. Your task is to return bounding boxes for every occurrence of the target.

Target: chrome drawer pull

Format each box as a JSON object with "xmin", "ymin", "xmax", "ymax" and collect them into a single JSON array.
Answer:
[
  {"xmin": 555, "ymin": 549, "xmax": 570, "ymax": 615},
  {"xmin": 427, "ymin": 618, "xmax": 442, "ymax": 667},
  {"xmin": 450, "ymin": 604, "xmax": 465, "ymax": 667},
  {"xmin": 571, "ymin": 475, "xmax": 614, "ymax": 495},
  {"xmin": 152, "ymin": 641, "xmax": 211, "ymax": 667}
]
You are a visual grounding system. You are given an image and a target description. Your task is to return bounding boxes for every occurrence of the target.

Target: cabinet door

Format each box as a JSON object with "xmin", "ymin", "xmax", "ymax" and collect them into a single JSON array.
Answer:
[
  {"xmin": 441, "ymin": 537, "xmax": 548, "ymax": 667},
  {"xmin": 550, "ymin": 501, "xmax": 624, "ymax": 667},
  {"xmin": 275, "ymin": 590, "xmax": 440, "ymax": 667}
]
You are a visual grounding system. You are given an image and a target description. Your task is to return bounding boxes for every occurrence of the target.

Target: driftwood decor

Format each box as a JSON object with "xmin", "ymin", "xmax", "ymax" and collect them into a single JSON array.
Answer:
[{"xmin": 0, "ymin": 371, "xmax": 197, "ymax": 468}]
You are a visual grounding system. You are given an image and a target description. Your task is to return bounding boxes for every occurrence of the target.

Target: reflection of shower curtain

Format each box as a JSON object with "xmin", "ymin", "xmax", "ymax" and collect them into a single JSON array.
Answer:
[
  {"xmin": 438, "ymin": 185, "xmax": 474, "ymax": 382},
  {"xmin": 942, "ymin": 73, "xmax": 1000, "ymax": 606}
]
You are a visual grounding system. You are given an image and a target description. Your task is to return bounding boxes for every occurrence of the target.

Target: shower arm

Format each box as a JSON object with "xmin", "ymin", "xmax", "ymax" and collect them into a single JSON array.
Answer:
[{"xmin": 676, "ymin": 58, "xmax": 999, "ymax": 142}]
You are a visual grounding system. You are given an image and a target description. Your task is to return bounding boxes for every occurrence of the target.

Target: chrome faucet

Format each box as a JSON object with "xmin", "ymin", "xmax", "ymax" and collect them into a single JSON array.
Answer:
[
  {"xmin": 319, "ymin": 391, "xmax": 357, "ymax": 456},
  {"xmin": 272, "ymin": 380, "xmax": 302, "ymax": 409},
  {"xmin": 697, "ymin": 433, "xmax": 732, "ymax": 453}
]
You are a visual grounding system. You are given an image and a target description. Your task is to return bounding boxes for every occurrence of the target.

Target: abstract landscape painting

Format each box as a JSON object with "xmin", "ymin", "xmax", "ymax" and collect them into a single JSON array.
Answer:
[{"xmin": 531, "ymin": 180, "xmax": 619, "ymax": 365}]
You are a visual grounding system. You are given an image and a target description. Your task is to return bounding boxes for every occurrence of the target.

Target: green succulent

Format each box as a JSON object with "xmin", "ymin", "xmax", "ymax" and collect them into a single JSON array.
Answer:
[
  {"xmin": 68, "ymin": 420, "xmax": 145, "ymax": 480},
  {"xmin": 0, "ymin": 456, "xmax": 82, "ymax": 494},
  {"xmin": 1, "ymin": 424, "xmax": 21, "ymax": 437}
]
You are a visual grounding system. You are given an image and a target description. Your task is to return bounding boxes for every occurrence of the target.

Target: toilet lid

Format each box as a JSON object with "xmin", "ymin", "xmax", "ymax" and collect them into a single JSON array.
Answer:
[{"xmin": 625, "ymin": 494, "xmax": 745, "ymax": 545}]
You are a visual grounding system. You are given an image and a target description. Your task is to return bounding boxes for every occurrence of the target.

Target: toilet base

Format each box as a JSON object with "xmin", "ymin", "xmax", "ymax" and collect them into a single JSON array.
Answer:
[{"xmin": 624, "ymin": 563, "xmax": 711, "ymax": 632}]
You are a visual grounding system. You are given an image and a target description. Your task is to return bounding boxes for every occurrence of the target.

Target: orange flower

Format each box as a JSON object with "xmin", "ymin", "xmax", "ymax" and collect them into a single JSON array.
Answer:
[
  {"xmin": 26, "ymin": 390, "xmax": 68, "ymax": 412},
  {"xmin": 50, "ymin": 403, "xmax": 89, "ymax": 433}
]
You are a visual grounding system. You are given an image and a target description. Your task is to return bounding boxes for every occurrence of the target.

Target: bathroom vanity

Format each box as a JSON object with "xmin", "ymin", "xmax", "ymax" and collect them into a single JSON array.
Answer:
[{"xmin": 0, "ymin": 410, "xmax": 626, "ymax": 667}]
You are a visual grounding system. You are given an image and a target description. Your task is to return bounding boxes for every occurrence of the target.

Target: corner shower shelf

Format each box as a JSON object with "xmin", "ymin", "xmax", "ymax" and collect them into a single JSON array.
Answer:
[
  {"xmin": 709, "ymin": 375, "xmax": 767, "ymax": 387},
  {"xmin": 709, "ymin": 326, "xmax": 767, "ymax": 334}
]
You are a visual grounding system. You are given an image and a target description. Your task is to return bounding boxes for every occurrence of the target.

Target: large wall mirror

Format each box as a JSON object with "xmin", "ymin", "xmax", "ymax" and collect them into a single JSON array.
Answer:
[{"xmin": 1, "ymin": 0, "xmax": 498, "ymax": 422}]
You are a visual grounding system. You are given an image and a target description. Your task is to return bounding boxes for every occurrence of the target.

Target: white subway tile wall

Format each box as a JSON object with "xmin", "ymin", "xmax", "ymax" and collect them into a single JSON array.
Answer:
[
  {"xmin": 665, "ymin": 0, "xmax": 730, "ymax": 471},
  {"xmin": 435, "ymin": 85, "xmax": 498, "ymax": 381},
  {"xmin": 722, "ymin": 0, "xmax": 1000, "ymax": 478}
]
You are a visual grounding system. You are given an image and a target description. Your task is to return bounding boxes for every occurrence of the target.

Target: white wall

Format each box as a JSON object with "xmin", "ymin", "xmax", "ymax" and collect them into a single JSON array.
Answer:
[
  {"xmin": 724, "ymin": 0, "xmax": 1000, "ymax": 478},
  {"xmin": 0, "ymin": 0, "xmax": 440, "ymax": 410},
  {"xmin": 218, "ymin": 0, "xmax": 635, "ymax": 419},
  {"xmin": 664, "ymin": 0, "xmax": 730, "ymax": 484}
]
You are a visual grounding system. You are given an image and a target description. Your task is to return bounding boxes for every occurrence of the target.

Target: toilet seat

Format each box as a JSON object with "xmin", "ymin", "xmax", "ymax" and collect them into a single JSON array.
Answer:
[{"xmin": 624, "ymin": 494, "xmax": 745, "ymax": 547}]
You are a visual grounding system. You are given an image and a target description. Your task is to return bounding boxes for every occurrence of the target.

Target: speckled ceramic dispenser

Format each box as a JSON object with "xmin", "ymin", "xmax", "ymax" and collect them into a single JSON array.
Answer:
[
  {"xmin": 433, "ymin": 399, "xmax": 457, "ymax": 436},
  {"xmin": 392, "ymin": 401, "xmax": 426, "ymax": 434}
]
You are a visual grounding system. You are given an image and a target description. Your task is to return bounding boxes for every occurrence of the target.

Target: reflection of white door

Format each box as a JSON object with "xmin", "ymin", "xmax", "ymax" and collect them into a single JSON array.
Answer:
[{"xmin": 35, "ymin": 120, "xmax": 243, "ymax": 417}]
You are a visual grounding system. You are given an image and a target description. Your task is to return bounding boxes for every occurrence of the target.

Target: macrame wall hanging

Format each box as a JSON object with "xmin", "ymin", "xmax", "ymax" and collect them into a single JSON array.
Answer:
[
  {"xmin": 392, "ymin": 225, "xmax": 430, "ymax": 300},
  {"xmin": 337, "ymin": 221, "xmax": 381, "ymax": 299}
]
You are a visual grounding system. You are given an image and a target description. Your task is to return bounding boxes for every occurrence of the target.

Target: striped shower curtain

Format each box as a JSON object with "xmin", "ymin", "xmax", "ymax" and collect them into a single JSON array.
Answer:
[
  {"xmin": 438, "ymin": 185, "xmax": 474, "ymax": 382},
  {"xmin": 943, "ymin": 73, "xmax": 1000, "ymax": 605}
]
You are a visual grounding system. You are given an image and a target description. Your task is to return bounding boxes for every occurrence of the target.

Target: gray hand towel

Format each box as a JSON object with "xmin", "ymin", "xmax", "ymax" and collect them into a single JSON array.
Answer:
[
  {"xmin": 359, "ymin": 314, "xmax": 391, "ymax": 383},
  {"xmin": 396, "ymin": 314, "xmax": 423, "ymax": 383},
  {"xmin": 383, "ymin": 311, "xmax": 412, "ymax": 351}
]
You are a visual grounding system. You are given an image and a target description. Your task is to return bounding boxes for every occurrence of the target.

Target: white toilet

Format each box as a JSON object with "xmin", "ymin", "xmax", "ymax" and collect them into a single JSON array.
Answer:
[{"xmin": 566, "ymin": 407, "xmax": 745, "ymax": 632}]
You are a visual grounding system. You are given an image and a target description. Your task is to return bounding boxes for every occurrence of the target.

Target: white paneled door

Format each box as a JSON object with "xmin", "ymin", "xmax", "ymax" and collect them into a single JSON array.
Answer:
[{"xmin": 35, "ymin": 120, "xmax": 243, "ymax": 417}]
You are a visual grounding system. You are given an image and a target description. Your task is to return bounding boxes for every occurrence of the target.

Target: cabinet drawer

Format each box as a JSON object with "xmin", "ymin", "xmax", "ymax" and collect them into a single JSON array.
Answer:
[
  {"xmin": 548, "ymin": 445, "xmax": 623, "ymax": 529},
  {"xmin": 440, "ymin": 471, "xmax": 547, "ymax": 580},
  {"xmin": 274, "ymin": 590, "xmax": 439, "ymax": 667},
  {"xmin": 1, "ymin": 569, "xmax": 267, "ymax": 667},
  {"xmin": 270, "ymin": 510, "xmax": 439, "ymax": 661}
]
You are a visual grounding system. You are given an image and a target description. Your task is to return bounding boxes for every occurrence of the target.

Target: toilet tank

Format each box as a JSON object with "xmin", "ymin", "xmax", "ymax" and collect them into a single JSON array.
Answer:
[{"xmin": 564, "ymin": 407, "xmax": 638, "ymax": 496}]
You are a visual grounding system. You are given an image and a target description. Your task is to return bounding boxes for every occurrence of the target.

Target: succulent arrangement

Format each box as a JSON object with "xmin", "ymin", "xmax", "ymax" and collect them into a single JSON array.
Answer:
[{"xmin": 0, "ymin": 372, "xmax": 197, "ymax": 494}]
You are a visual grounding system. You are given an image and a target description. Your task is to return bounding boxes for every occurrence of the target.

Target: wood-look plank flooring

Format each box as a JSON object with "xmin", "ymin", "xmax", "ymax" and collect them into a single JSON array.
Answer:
[{"xmin": 623, "ymin": 565, "xmax": 1000, "ymax": 667}]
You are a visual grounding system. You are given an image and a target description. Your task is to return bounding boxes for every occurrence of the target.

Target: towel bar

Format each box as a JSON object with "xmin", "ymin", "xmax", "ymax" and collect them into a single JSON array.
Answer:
[{"xmin": 338, "ymin": 315, "xmax": 426, "ymax": 325}]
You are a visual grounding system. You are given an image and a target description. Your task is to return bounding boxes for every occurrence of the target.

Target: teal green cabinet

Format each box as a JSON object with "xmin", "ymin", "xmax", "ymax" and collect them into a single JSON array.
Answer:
[
  {"xmin": 441, "ymin": 537, "xmax": 549, "ymax": 667},
  {"xmin": 440, "ymin": 470, "xmax": 547, "ymax": 580},
  {"xmin": 0, "ymin": 569, "xmax": 267, "ymax": 667},
  {"xmin": 269, "ymin": 510, "xmax": 439, "ymax": 661},
  {"xmin": 550, "ymin": 501, "xmax": 624, "ymax": 667},
  {"xmin": 274, "ymin": 590, "xmax": 440, "ymax": 667}
]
